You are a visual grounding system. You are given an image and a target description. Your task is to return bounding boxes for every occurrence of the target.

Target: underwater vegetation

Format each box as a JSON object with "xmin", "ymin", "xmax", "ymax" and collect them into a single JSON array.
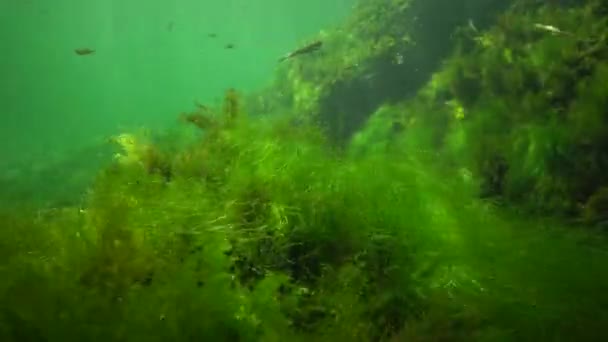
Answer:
[
  {"xmin": 1, "ymin": 82, "xmax": 608, "ymax": 341},
  {"xmin": 247, "ymin": 0, "xmax": 512, "ymax": 145},
  {"xmin": 391, "ymin": 0, "xmax": 608, "ymax": 221},
  {"xmin": 3, "ymin": 0, "xmax": 608, "ymax": 341},
  {"xmin": 249, "ymin": 0, "xmax": 608, "ymax": 222}
]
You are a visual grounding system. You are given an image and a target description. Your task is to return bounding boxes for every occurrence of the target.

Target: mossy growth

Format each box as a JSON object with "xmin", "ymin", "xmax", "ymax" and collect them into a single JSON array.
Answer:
[
  {"xmin": 0, "ymin": 82, "xmax": 447, "ymax": 341},
  {"xmin": 358, "ymin": 0, "xmax": 608, "ymax": 219},
  {"xmin": 4, "ymin": 1, "xmax": 608, "ymax": 341},
  {"xmin": 3, "ymin": 81, "xmax": 608, "ymax": 340}
]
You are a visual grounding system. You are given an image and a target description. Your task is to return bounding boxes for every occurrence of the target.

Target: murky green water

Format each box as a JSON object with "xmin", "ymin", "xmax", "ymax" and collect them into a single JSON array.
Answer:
[{"xmin": 1, "ymin": 1, "xmax": 608, "ymax": 341}]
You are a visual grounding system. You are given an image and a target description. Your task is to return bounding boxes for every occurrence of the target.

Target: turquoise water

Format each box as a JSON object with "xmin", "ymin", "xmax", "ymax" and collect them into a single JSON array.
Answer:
[{"xmin": 0, "ymin": 0, "xmax": 354, "ymax": 163}]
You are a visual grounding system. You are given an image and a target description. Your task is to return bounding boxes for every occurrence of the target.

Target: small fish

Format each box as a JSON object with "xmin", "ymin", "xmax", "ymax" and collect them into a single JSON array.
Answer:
[
  {"xmin": 224, "ymin": 43, "xmax": 235, "ymax": 49},
  {"xmin": 74, "ymin": 48, "xmax": 95, "ymax": 56},
  {"xmin": 179, "ymin": 112, "xmax": 215, "ymax": 130},
  {"xmin": 533, "ymin": 23, "xmax": 573, "ymax": 37},
  {"xmin": 167, "ymin": 22, "xmax": 174, "ymax": 32},
  {"xmin": 207, "ymin": 33, "xmax": 218, "ymax": 38},
  {"xmin": 278, "ymin": 40, "xmax": 323, "ymax": 62},
  {"xmin": 194, "ymin": 101, "xmax": 208, "ymax": 111}
]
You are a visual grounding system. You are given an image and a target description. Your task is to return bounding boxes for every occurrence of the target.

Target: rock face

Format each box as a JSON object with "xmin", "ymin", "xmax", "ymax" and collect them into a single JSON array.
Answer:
[
  {"xmin": 358, "ymin": 0, "xmax": 608, "ymax": 219},
  {"xmin": 249, "ymin": 0, "xmax": 608, "ymax": 220},
  {"xmin": 318, "ymin": 0, "xmax": 512, "ymax": 144},
  {"xmin": 249, "ymin": 0, "xmax": 512, "ymax": 144}
]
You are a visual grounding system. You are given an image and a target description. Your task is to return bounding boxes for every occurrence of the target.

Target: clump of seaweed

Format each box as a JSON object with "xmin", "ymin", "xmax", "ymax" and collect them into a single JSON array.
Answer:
[
  {"xmin": 179, "ymin": 88, "xmax": 243, "ymax": 132},
  {"xmin": 582, "ymin": 187, "xmax": 608, "ymax": 225},
  {"xmin": 354, "ymin": 0, "xmax": 608, "ymax": 219},
  {"xmin": 109, "ymin": 132, "xmax": 172, "ymax": 181},
  {"xmin": 222, "ymin": 88, "xmax": 240, "ymax": 122}
]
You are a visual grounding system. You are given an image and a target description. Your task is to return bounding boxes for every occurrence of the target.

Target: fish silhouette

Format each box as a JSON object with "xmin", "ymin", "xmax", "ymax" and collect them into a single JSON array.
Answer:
[{"xmin": 74, "ymin": 48, "xmax": 95, "ymax": 56}]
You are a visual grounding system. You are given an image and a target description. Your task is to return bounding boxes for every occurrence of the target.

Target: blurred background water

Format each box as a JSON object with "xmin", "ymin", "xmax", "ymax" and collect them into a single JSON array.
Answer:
[{"xmin": 0, "ymin": 0, "xmax": 354, "ymax": 164}]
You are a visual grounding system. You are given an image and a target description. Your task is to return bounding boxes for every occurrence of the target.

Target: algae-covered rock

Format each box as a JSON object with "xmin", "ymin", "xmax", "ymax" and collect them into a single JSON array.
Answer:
[
  {"xmin": 252, "ymin": 0, "xmax": 511, "ymax": 145},
  {"xmin": 390, "ymin": 0, "xmax": 608, "ymax": 217},
  {"xmin": 269, "ymin": 0, "xmax": 608, "ymax": 218}
]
